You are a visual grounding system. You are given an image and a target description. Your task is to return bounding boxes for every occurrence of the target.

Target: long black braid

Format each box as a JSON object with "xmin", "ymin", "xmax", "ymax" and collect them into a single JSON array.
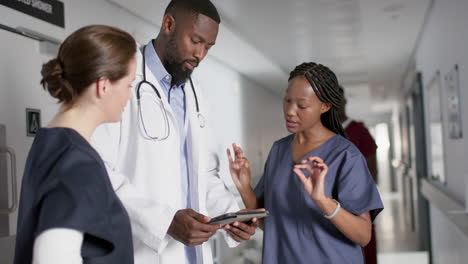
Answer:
[{"xmin": 288, "ymin": 62, "xmax": 347, "ymax": 138}]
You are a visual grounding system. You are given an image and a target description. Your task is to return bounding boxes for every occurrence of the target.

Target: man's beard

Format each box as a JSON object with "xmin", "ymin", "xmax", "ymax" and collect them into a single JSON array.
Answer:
[{"xmin": 165, "ymin": 34, "xmax": 199, "ymax": 85}]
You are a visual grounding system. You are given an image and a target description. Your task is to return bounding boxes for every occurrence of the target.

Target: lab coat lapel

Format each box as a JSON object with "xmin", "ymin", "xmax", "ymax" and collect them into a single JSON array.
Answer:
[
  {"xmin": 185, "ymin": 80, "xmax": 207, "ymax": 264},
  {"xmin": 185, "ymin": 80, "xmax": 201, "ymax": 212}
]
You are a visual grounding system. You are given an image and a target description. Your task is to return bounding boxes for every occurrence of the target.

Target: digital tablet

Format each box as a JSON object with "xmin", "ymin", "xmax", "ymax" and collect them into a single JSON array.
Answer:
[{"xmin": 208, "ymin": 210, "xmax": 269, "ymax": 226}]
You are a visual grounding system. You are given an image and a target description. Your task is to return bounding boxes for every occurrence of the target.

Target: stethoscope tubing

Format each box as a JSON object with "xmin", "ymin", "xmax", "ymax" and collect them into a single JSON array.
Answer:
[{"xmin": 136, "ymin": 44, "xmax": 205, "ymax": 141}]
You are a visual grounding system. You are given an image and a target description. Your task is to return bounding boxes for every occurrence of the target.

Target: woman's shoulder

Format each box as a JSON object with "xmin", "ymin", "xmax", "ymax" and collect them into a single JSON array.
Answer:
[
  {"xmin": 32, "ymin": 128, "xmax": 105, "ymax": 183},
  {"xmin": 272, "ymin": 134, "xmax": 294, "ymax": 148},
  {"xmin": 39, "ymin": 127, "xmax": 100, "ymax": 159},
  {"xmin": 22, "ymin": 128, "xmax": 109, "ymax": 208},
  {"xmin": 264, "ymin": 134, "xmax": 293, "ymax": 156},
  {"xmin": 330, "ymin": 135, "xmax": 364, "ymax": 159}
]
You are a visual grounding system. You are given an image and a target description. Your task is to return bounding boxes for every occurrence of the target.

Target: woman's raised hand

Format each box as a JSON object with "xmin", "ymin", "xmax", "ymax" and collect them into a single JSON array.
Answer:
[
  {"xmin": 293, "ymin": 156, "xmax": 328, "ymax": 201},
  {"xmin": 227, "ymin": 143, "xmax": 251, "ymax": 191}
]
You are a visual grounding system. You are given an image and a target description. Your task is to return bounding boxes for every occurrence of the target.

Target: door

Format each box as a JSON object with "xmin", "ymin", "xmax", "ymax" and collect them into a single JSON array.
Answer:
[
  {"xmin": 0, "ymin": 26, "xmax": 58, "ymax": 263},
  {"xmin": 410, "ymin": 73, "xmax": 431, "ymax": 254},
  {"xmin": 401, "ymin": 73, "xmax": 431, "ymax": 253}
]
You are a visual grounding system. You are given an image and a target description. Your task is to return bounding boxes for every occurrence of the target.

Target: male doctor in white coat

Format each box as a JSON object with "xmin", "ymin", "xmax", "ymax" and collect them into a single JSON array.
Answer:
[{"xmin": 91, "ymin": 0, "xmax": 259, "ymax": 263}]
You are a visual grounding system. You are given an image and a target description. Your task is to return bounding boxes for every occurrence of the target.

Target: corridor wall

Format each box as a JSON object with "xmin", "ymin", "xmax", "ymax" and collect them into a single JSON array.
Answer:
[{"xmin": 413, "ymin": 0, "xmax": 468, "ymax": 262}]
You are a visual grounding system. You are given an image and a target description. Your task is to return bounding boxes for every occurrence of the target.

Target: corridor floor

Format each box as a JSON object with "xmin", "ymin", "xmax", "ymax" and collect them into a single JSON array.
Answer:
[{"xmin": 376, "ymin": 192, "xmax": 429, "ymax": 264}]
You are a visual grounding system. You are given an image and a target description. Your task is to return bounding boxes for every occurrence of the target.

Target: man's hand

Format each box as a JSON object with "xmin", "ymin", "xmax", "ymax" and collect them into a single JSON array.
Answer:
[
  {"xmin": 224, "ymin": 209, "xmax": 263, "ymax": 242},
  {"xmin": 167, "ymin": 209, "xmax": 221, "ymax": 247}
]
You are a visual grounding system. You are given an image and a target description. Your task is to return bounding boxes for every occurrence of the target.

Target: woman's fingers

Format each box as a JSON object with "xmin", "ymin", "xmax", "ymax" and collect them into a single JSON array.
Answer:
[
  {"xmin": 227, "ymin": 148, "xmax": 234, "ymax": 163},
  {"xmin": 319, "ymin": 163, "xmax": 329, "ymax": 175},
  {"xmin": 241, "ymin": 157, "xmax": 250, "ymax": 168},
  {"xmin": 233, "ymin": 143, "xmax": 244, "ymax": 159},
  {"xmin": 294, "ymin": 164, "xmax": 316, "ymax": 175},
  {"xmin": 229, "ymin": 144, "xmax": 245, "ymax": 162},
  {"xmin": 228, "ymin": 148, "xmax": 243, "ymax": 171},
  {"xmin": 302, "ymin": 156, "xmax": 324, "ymax": 164},
  {"xmin": 310, "ymin": 156, "xmax": 324, "ymax": 163},
  {"xmin": 295, "ymin": 159, "xmax": 328, "ymax": 178},
  {"xmin": 293, "ymin": 167, "xmax": 309, "ymax": 186},
  {"xmin": 298, "ymin": 157, "xmax": 327, "ymax": 172},
  {"xmin": 316, "ymin": 162, "xmax": 328, "ymax": 171}
]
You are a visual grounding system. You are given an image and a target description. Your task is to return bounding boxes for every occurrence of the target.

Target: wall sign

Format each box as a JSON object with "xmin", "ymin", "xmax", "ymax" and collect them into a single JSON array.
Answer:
[
  {"xmin": 0, "ymin": 0, "xmax": 64, "ymax": 28},
  {"xmin": 26, "ymin": 108, "xmax": 41, "ymax": 137},
  {"xmin": 444, "ymin": 64, "xmax": 463, "ymax": 139},
  {"xmin": 426, "ymin": 71, "xmax": 446, "ymax": 184}
]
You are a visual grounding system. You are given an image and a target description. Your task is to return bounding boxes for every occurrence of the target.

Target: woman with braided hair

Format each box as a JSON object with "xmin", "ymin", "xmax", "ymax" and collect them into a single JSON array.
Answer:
[
  {"xmin": 14, "ymin": 25, "xmax": 137, "ymax": 264},
  {"xmin": 227, "ymin": 62, "xmax": 383, "ymax": 263}
]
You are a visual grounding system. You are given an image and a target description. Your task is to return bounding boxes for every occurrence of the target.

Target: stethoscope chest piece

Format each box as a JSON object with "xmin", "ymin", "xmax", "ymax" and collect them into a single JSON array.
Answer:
[{"xmin": 198, "ymin": 113, "xmax": 206, "ymax": 128}]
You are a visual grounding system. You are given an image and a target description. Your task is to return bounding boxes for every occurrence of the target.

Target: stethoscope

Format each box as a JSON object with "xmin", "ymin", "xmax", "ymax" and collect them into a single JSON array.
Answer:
[{"xmin": 136, "ymin": 45, "xmax": 206, "ymax": 141}]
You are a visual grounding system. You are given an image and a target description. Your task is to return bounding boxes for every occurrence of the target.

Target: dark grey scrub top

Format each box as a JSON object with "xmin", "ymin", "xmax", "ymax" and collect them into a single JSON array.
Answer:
[
  {"xmin": 255, "ymin": 134, "xmax": 383, "ymax": 264},
  {"xmin": 14, "ymin": 127, "xmax": 133, "ymax": 264}
]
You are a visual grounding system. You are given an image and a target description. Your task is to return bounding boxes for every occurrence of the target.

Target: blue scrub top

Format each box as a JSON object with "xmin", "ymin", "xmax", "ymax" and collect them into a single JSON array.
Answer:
[
  {"xmin": 255, "ymin": 134, "xmax": 383, "ymax": 264},
  {"xmin": 14, "ymin": 128, "xmax": 133, "ymax": 264}
]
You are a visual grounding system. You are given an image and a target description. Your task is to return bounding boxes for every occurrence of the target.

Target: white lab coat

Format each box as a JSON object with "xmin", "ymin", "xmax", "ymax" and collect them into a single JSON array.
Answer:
[{"xmin": 91, "ymin": 49, "xmax": 240, "ymax": 264}]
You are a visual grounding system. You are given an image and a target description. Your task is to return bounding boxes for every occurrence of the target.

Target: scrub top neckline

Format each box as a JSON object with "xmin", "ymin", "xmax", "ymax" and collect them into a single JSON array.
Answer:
[
  {"xmin": 39, "ymin": 126, "xmax": 92, "ymax": 148},
  {"xmin": 288, "ymin": 133, "xmax": 339, "ymax": 165},
  {"xmin": 41, "ymin": 126, "xmax": 81, "ymax": 135}
]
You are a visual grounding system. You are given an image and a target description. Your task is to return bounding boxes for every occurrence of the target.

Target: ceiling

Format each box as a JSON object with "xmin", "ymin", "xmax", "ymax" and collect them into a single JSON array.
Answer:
[
  {"xmin": 107, "ymin": 0, "xmax": 432, "ymax": 121},
  {"xmin": 214, "ymin": 0, "xmax": 432, "ymax": 121}
]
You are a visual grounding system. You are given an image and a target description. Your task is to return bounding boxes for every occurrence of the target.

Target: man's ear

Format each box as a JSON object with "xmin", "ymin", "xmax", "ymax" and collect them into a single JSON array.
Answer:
[
  {"xmin": 321, "ymin": 102, "xmax": 332, "ymax": 114},
  {"xmin": 96, "ymin": 78, "xmax": 109, "ymax": 99},
  {"xmin": 162, "ymin": 14, "xmax": 176, "ymax": 35}
]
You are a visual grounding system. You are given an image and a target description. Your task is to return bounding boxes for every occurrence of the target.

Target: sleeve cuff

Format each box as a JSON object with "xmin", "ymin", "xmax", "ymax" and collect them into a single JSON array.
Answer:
[
  {"xmin": 218, "ymin": 229, "xmax": 240, "ymax": 248},
  {"xmin": 129, "ymin": 204, "xmax": 178, "ymax": 254}
]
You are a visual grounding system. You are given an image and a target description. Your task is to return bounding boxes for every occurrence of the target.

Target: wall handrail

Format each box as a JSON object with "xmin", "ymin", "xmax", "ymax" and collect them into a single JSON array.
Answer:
[
  {"xmin": 421, "ymin": 179, "xmax": 468, "ymax": 237},
  {"xmin": 0, "ymin": 24, "xmax": 60, "ymax": 45},
  {"xmin": 0, "ymin": 146, "xmax": 17, "ymax": 215}
]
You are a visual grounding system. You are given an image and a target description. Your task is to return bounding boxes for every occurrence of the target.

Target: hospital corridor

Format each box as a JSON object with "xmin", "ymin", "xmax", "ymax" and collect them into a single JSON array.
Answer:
[{"xmin": 1, "ymin": 0, "xmax": 468, "ymax": 263}]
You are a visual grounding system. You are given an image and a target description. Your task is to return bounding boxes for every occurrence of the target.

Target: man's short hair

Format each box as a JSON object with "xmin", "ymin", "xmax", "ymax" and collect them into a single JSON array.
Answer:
[{"xmin": 165, "ymin": 0, "xmax": 221, "ymax": 24}]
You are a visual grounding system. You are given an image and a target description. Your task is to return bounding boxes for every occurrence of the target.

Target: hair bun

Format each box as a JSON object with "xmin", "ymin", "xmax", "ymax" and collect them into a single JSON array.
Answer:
[{"xmin": 40, "ymin": 58, "xmax": 74, "ymax": 102}]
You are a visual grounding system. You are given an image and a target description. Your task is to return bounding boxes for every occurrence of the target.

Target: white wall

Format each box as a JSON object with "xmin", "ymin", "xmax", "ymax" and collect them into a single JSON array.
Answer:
[
  {"xmin": 0, "ymin": 0, "xmax": 285, "ymax": 262},
  {"xmin": 414, "ymin": 0, "xmax": 468, "ymax": 202},
  {"xmin": 413, "ymin": 0, "xmax": 468, "ymax": 262},
  {"xmin": 0, "ymin": 0, "xmax": 160, "ymax": 44},
  {"xmin": 195, "ymin": 58, "xmax": 286, "ymax": 189}
]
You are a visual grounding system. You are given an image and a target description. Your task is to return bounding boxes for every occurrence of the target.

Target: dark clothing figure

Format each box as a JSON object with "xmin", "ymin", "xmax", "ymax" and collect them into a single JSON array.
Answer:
[
  {"xmin": 344, "ymin": 120, "xmax": 379, "ymax": 264},
  {"xmin": 344, "ymin": 120, "xmax": 378, "ymax": 182}
]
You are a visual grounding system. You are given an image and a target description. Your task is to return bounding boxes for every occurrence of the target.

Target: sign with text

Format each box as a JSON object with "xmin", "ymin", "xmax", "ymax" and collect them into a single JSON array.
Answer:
[{"xmin": 0, "ymin": 0, "xmax": 64, "ymax": 28}]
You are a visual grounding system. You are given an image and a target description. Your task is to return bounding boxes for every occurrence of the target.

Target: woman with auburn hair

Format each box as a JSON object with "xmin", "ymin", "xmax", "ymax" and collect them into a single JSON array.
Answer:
[{"xmin": 14, "ymin": 25, "xmax": 137, "ymax": 264}]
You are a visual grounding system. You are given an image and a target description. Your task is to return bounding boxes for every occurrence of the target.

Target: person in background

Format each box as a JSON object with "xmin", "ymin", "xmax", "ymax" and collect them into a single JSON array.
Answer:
[
  {"xmin": 14, "ymin": 25, "xmax": 137, "ymax": 264},
  {"xmin": 227, "ymin": 62, "xmax": 384, "ymax": 264},
  {"xmin": 91, "ymin": 0, "xmax": 259, "ymax": 263},
  {"xmin": 338, "ymin": 85, "xmax": 379, "ymax": 264}
]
